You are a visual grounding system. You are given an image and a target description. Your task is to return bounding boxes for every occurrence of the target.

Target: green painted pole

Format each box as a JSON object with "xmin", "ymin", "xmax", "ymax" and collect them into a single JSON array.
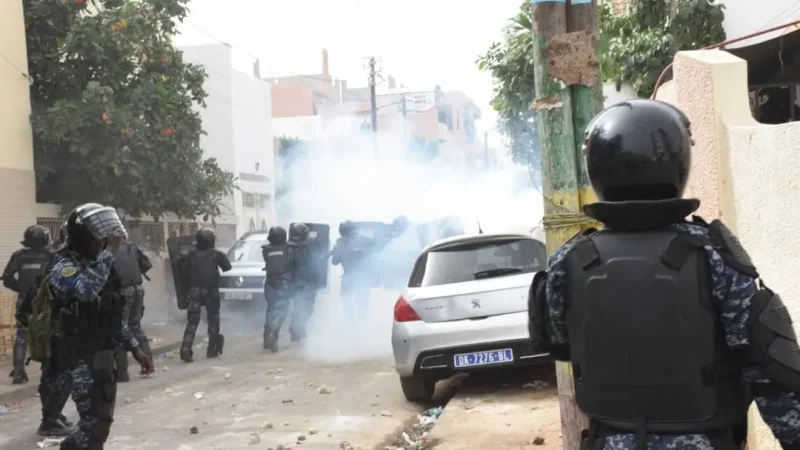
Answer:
[
  {"xmin": 529, "ymin": 0, "xmax": 603, "ymax": 448},
  {"xmin": 568, "ymin": 0, "xmax": 604, "ymax": 206}
]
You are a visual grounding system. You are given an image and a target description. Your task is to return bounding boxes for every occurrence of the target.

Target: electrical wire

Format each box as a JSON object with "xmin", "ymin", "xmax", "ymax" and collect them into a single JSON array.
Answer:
[{"xmin": 0, "ymin": 51, "xmax": 30, "ymax": 82}]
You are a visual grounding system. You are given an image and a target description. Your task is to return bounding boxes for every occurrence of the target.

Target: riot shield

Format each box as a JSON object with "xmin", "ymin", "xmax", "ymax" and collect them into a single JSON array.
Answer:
[
  {"xmin": 350, "ymin": 221, "xmax": 393, "ymax": 288},
  {"xmin": 166, "ymin": 234, "xmax": 196, "ymax": 310},
  {"xmin": 289, "ymin": 222, "xmax": 331, "ymax": 290}
]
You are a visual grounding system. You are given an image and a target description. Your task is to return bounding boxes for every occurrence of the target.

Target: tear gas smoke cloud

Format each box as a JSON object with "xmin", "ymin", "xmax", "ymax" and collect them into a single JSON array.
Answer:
[{"xmin": 278, "ymin": 114, "xmax": 544, "ymax": 363}]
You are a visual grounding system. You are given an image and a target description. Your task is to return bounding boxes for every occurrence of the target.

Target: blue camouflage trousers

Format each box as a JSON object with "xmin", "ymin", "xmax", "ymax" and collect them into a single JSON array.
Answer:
[
  {"xmin": 264, "ymin": 282, "xmax": 292, "ymax": 336},
  {"xmin": 60, "ymin": 351, "xmax": 116, "ymax": 449},
  {"xmin": 181, "ymin": 287, "xmax": 221, "ymax": 353}
]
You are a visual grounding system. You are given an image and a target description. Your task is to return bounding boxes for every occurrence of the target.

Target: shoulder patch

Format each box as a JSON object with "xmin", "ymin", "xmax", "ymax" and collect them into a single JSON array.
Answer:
[
  {"xmin": 59, "ymin": 265, "xmax": 78, "ymax": 278},
  {"xmin": 708, "ymin": 219, "xmax": 759, "ymax": 278}
]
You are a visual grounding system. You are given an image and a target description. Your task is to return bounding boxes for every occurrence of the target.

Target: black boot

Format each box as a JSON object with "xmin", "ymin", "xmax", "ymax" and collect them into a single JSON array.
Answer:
[
  {"xmin": 180, "ymin": 347, "xmax": 193, "ymax": 363},
  {"xmin": 207, "ymin": 334, "xmax": 223, "ymax": 358},
  {"xmin": 263, "ymin": 331, "xmax": 279, "ymax": 352},
  {"xmin": 12, "ymin": 370, "xmax": 28, "ymax": 384},
  {"xmin": 38, "ymin": 417, "xmax": 71, "ymax": 437}
]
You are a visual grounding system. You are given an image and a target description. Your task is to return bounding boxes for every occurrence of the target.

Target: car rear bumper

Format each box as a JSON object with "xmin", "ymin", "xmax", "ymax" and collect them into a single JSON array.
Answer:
[{"xmin": 391, "ymin": 311, "xmax": 550, "ymax": 378}]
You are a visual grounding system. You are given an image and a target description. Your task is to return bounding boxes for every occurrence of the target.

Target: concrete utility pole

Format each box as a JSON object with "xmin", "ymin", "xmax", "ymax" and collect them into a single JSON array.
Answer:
[
  {"xmin": 529, "ymin": 0, "xmax": 603, "ymax": 448},
  {"xmin": 368, "ymin": 56, "xmax": 378, "ymax": 156}
]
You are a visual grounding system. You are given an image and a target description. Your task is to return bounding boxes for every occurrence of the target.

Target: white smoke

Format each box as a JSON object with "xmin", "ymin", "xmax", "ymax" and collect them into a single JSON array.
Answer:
[{"xmin": 273, "ymin": 113, "xmax": 544, "ymax": 362}]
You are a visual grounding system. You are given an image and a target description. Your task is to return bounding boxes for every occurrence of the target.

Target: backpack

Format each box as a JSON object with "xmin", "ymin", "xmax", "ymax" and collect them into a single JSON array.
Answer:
[{"xmin": 27, "ymin": 274, "xmax": 55, "ymax": 363}]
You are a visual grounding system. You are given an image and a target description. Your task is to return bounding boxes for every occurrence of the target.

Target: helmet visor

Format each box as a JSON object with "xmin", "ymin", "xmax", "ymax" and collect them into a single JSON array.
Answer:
[{"xmin": 80, "ymin": 207, "xmax": 127, "ymax": 240}]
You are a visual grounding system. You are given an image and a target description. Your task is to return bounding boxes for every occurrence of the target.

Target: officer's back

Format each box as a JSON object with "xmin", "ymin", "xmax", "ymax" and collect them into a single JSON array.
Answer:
[
  {"xmin": 184, "ymin": 230, "xmax": 231, "ymax": 289},
  {"xmin": 262, "ymin": 226, "xmax": 293, "ymax": 286},
  {"xmin": 529, "ymin": 99, "xmax": 800, "ymax": 450}
]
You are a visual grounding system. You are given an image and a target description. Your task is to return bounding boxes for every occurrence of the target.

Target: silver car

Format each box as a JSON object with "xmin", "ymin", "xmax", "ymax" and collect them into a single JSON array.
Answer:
[
  {"xmin": 219, "ymin": 231, "xmax": 269, "ymax": 303},
  {"xmin": 391, "ymin": 232, "xmax": 549, "ymax": 402}
]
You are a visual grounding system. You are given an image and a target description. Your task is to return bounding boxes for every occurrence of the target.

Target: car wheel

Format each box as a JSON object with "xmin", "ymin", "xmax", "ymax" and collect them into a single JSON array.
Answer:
[{"xmin": 399, "ymin": 375, "xmax": 435, "ymax": 403}]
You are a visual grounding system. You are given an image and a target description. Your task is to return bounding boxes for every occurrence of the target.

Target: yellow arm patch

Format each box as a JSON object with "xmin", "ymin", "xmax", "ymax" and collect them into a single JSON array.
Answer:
[{"xmin": 59, "ymin": 265, "xmax": 78, "ymax": 278}]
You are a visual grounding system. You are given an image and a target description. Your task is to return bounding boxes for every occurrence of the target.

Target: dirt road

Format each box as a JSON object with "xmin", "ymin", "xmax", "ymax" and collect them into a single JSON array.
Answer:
[{"xmin": 0, "ymin": 332, "xmax": 424, "ymax": 450}]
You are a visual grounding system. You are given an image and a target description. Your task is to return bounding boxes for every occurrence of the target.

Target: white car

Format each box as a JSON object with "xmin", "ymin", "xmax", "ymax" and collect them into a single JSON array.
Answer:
[
  {"xmin": 219, "ymin": 231, "xmax": 269, "ymax": 304},
  {"xmin": 391, "ymin": 232, "xmax": 549, "ymax": 402}
]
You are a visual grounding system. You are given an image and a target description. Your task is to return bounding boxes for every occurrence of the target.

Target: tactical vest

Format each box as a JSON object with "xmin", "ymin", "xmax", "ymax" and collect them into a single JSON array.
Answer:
[
  {"xmin": 57, "ymin": 257, "xmax": 125, "ymax": 355},
  {"xmin": 187, "ymin": 249, "xmax": 219, "ymax": 289},
  {"xmin": 113, "ymin": 244, "xmax": 143, "ymax": 287},
  {"xmin": 17, "ymin": 249, "xmax": 49, "ymax": 295},
  {"xmin": 263, "ymin": 243, "xmax": 288, "ymax": 275},
  {"xmin": 564, "ymin": 229, "xmax": 749, "ymax": 434}
]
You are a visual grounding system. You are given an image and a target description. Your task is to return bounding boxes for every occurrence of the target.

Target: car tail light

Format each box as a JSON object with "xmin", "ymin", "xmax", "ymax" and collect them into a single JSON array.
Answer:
[{"xmin": 394, "ymin": 295, "xmax": 421, "ymax": 322}]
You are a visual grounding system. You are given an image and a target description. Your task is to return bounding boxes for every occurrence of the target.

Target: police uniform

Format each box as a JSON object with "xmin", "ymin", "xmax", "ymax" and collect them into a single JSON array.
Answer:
[
  {"xmin": 262, "ymin": 226, "xmax": 296, "ymax": 351},
  {"xmin": 528, "ymin": 100, "xmax": 800, "ymax": 450},
  {"xmin": 50, "ymin": 203, "xmax": 136, "ymax": 450},
  {"xmin": 112, "ymin": 242, "xmax": 153, "ymax": 381},
  {"xmin": 288, "ymin": 224, "xmax": 316, "ymax": 342},
  {"xmin": 331, "ymin": 221, "xmax": 373, "ymax": 324},
  {"xmin": 3, "ymin": 225, "xmax": 51, "ymax": 383},
  {"xmin": 179, "ymin": 228, "xmax": 231, "ymax": 363}
]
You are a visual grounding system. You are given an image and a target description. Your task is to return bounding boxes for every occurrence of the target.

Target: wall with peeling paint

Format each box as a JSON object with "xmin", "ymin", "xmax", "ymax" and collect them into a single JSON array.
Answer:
[{"xmin": 657, "ymin": 49, "xmax": 800, "ymax": 450}]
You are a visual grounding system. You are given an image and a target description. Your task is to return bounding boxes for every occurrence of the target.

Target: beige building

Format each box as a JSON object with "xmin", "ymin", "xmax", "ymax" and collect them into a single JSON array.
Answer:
[
  {"xmin": 0, "ymin": 0, "xmax": 38, "ymax": 349},
  {"xmin": 656, "ymin": 49, "xmax": 799, "ymax": 449}
]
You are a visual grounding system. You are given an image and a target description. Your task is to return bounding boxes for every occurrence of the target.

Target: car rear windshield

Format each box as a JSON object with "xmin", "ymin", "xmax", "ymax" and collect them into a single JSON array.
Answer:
[
  {"xmin": 408, "ymin": 238, "xmax": 546, "ymax": 287},
  {"xmin": 227, "ymin": 239, "xmax": 267, "ymax": 262}
]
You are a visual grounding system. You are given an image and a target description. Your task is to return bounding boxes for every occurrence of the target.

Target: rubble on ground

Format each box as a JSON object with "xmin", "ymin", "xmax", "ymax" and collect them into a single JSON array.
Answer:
[{"xmin": 382, "ymin": 406, "xmax": 444, "ymax": 449}]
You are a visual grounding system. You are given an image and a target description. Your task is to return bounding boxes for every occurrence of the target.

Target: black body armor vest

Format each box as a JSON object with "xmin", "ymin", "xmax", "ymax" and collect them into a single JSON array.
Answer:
[
  {"xmin": 187, "ymin": 249, "xmax": 219, "ymax": 289},
  {"xmin": 58, "ymin": 256, "xmax": 125, "ymax": 354},
  {"xmin": 17, "ymin": 248, "xmax": 50, "ymax": 295},
  {"xmin": 564, "ymin": 229, "xmax": 749, "ymax": 434},
  {"xmin": 113, "ymin": 244, "xmax": 143, "ymax": 287}
]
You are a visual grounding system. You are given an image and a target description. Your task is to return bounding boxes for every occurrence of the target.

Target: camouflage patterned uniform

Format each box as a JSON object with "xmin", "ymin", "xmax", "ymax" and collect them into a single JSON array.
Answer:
[
  {"xmin": 183, "ymin": 287, "xmax": 221, "ymax": 353},
  {"xmin": 263, "ymin": 244, "xmax": 297, "ymax": 351},
  {"xmin": 48, "ymin": 250, "xmax": 131, "ymax": 450},
  {"xmin": 544, "ymin": 222, "xmax": 800, "ymax": 449}
]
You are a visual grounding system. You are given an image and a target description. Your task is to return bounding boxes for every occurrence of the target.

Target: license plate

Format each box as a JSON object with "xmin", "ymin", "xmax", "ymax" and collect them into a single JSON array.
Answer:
[
  {"xmin": 453, "ymin": 348, "xmax": 514, "ymax": 368},
  {"xmin": 223, "ymin": 292, "xmax": 253, "ymax": 301}
]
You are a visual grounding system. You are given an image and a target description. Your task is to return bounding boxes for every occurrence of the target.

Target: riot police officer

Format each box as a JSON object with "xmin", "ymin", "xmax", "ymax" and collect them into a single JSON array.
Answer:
[
  {"xmin": 48, "ymin": 203, "xmax": 153, "ymax": 450},
  {"xmin": 179, "ymin": 228, "xmax": 232, "ymax": 363},
  {"xmin": 288, "ymin": 223, "xmax": 315, "ymax": 342},
  {"xmin": 112, "ymin": 241, "xmax": 154, "ymax": 381},
  {"xmin": 528, "ymin": 99, "xmax": 800, "ymax": 450},
  {"xmin": 3, "ymin": 225, "xmax": 51, "ymax": 384},
  {"xmin": 262, "ymin": 226, "xmax": 296, "ymax": 351},
  {"xmin": 331, "ymin": 221, "xmax": 373, "ymax": 325}
]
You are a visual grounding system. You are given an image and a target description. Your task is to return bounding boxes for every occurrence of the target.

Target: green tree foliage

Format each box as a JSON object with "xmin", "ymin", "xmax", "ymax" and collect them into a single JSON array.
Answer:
[
  {"xmin": 478, "ymin": 0, "xmax": 725, "ymax": 175},
  {"xmin": 476, "ymin": 3, "xmax": 540, "ymax": 183},
  {"xmin": 26, "ymin": 0, "xmax": 235, "ymax": 220},
  {"xmin": 601, "ymin": 0, "xmax": 726, "ymax": 97}
]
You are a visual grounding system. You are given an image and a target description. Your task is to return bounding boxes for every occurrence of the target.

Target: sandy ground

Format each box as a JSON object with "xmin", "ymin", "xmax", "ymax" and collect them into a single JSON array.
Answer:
[
  {"xmin": 430, "ymin": 367, "xmax": 561, "ymax": 450},
  {"xmin": 0, "ymin": 331, "xmax": 423, "ymax": 450}
]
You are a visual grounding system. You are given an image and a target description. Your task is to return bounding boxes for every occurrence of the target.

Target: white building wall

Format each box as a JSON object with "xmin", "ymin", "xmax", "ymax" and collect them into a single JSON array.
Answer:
[
  {"xmin": 719, "ymin": 0, "xmax": 800, "ymax": 48},
  {"xmin": 180, "ymin": 43, "xmax": 275, "ymax": 238}
]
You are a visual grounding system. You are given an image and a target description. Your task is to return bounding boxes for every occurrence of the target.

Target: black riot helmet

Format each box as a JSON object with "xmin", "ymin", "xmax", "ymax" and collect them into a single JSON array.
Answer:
[
  {"xmin": 267, "ymin": 226, "xmax": 287, "ymax": 244},
  {"xmin": 66, "ymin": 203, "xmax": 126, "ymax": 260},
  {"xmin": 195, "ymin": 228, "xmax": 216, "ymax": 249},
  {"xmin": 22, "ymin": 225, "xmax": 50, "ymax": 249},
  {"xmin": 339, "ymin": 220, "xmax": 355, "ymax": 237},
  {"xmin": 290, "ymin": 223, "xmax": 309, "ymax": 243},
  {"xmin": 583, "ymin": 99, "xmax": 693, "ymax": 202}
]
